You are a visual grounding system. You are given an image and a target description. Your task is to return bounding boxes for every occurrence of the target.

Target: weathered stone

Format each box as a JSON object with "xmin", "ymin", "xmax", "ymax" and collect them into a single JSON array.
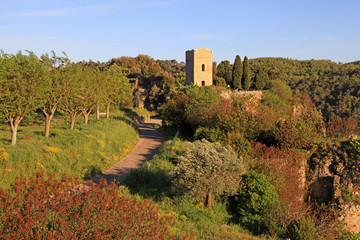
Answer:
[{"xmin": 185, "ymin": 48, "xmax": 213, "ymax": 86}]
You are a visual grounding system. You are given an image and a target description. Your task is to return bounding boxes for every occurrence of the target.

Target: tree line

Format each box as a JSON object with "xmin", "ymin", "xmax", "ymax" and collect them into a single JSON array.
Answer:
[{"xmin": 0, "ymin": 50, "xmax": 132, "ymax": 145}]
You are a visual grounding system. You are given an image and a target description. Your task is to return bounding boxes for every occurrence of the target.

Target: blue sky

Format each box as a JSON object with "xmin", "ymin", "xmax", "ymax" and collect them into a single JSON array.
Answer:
[{"xmin": 1, "ymin": 0, "xmax": 359, "ymax": 63}]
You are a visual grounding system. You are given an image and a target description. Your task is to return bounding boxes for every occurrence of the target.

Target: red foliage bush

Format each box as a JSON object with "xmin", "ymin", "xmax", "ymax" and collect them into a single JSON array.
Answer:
[
  {"xmin": 252, "ymin": 142, "xmax": 309, "ymax": 223},
  {"xmin": 326, "ymin": 114, "xmax": 359, "ymax": 138},
  {"xmin": 0, "ymin": 172, "xmax": 179, "ymax": 240}
]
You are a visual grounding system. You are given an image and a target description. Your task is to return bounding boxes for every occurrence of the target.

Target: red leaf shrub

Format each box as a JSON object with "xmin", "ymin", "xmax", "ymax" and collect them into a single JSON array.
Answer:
[
  {"xmin": 326, "ymin": 114, "xmax": 359, "ymax": 138},
  {"xmin": 252, "ymin": 142, "xmax": 309, "ymax": 223},
  {"xmin": 0, "ymin": 172, "xmax": 179, "ymax": 239}
]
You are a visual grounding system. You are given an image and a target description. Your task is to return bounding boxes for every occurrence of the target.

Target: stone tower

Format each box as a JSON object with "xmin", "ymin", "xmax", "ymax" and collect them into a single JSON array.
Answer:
[{"xmin": 185, "ymin": 48, "xmax": 213, "ymax": 86}]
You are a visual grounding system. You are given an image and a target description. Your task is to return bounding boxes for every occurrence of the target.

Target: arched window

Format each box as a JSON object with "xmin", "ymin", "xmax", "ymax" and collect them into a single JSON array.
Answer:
[
  {"xmin": 201, "ymin": 81, "xmax": 205, "ymax": 86},
  {"xmin": 202, "ymin": 64, "xmax": 205, "ymax": 71}
]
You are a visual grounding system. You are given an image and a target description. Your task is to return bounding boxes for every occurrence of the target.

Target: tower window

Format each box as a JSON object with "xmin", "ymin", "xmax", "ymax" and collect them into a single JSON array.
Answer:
[
  {"xmin": 202, "ymin": 64, "xmax": 205, "ymax": 71},
  {"xmin": 202, "ymin": 81, "xmax": 205, "ymax": 86}
]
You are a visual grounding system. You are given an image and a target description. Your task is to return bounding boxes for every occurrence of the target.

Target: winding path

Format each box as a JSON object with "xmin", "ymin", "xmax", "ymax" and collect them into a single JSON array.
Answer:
[{"xmin": 86, "ymin": 118, "xmax": 164, "ymax": 185}]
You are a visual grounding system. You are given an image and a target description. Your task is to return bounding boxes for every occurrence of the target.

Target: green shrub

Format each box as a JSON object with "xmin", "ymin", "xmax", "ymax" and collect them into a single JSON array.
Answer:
[
  {"xmin": 286, "ymin": 216, "xmax": 318, "ymax": 240},
  {"xmin": 194, "ymin": 127, "xmax": 222, "ymax": 142},
  {"xmin": 173, "ymin": 139, "xmax": 245, "ymax": 207},
  {"xmin": 228, "ymin": 170, "xmax": 281, "ymax": 235},
  {"xmin": 122, "ymin": 157, "xmax": 176, "ymax": 200}
]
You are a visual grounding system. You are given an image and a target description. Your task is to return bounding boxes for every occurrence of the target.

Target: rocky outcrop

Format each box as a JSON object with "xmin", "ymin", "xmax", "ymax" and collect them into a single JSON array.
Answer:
[{"xmin": 308, "ymin": 142, "xmax": 360, "ymax": 232}]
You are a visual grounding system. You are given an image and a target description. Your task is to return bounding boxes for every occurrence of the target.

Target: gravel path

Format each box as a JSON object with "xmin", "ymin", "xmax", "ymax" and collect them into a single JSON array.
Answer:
[{"xmin": 86, "ymin": 118, "xmax": 163, "ymax": 185}]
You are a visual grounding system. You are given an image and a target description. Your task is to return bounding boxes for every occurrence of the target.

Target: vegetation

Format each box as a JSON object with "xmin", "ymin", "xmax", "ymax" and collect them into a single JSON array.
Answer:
[
  {"xmin": 228, "ymin": 171, "xmax": 281, "ymax": 235},
  {"xmin": 242, "ymin": 56, "xmax": 251, "ymax": 90},
  {"xmin": 0, "ymin": 110, "xmax": 138, "ymax": 189},
  {"xmin": 173, "ymin": 139, "xmax": 245, "ymax": 207},
  {"xmin": 0, "ymin": 173, "xmax": 180, "ymax": 239},
  {"xmin": 232, "ymin": 55, "xmax": 242, "ymax": 89}
]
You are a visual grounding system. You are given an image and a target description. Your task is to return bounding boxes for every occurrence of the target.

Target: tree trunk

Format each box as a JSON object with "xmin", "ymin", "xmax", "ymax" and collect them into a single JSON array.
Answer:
[
  {"xmin": 43, "ymin": 107, "xmax": 56, "ymax": 137},
  {"xmin": 205, "ymin": 190, "xmax": 212, "ymax": 208},
  {"xmin": 11, "ymin": 125, "xmax": 18, "ymax": 145},
  {"xmin": 10, "ymin": 116, "xmax": 22, "ymax": 145},
  {"xmin": 82, "ymin": 106, "xmax": 94, "ymax": 125},
  {"xmin": 106, "ymin": 102, "xmax": 110, "ymax": 119},
  {"xmin": 70, "ymin": 115, "xmax": 76, "ymax": 130},
  {"xmin": 96, "ymin": 104, "xmax": 100, "ymax": 121},
  {"xmin": 84, "ymin": 113, "xmax": 89, "ymax": 124}
]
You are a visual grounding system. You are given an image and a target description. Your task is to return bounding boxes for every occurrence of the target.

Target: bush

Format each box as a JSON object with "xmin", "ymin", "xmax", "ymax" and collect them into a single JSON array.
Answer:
[
  {"xmin": 228, "ymin": 170, "xmax": 281, "ymax": 235},
  {"xmin": 286, "ymin": 216, "xmax": 318, "ymax": 240},
  {"xmin": 194, "ymin": 127, "xmax": 222, "ymax": 142},
  {"xmin": 0, "ymin": 172, "xmax": 178, "ymax": 239},
  {"xmin": 122, "ymin": 157, "xmax": 176, "ymax": 200},
  {"xmin": 173, "ymin": 139, "xmax": 245, "ymax": 207}
]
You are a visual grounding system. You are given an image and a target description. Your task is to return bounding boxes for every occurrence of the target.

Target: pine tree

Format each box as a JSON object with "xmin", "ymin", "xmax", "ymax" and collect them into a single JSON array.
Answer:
[
  {"xmin": 242, "ymin": 56, "xmax": 251, "ymax": 90},
  {"xmin": 232, "ymin": 55, "xmax": 242, "ymax": 89}
]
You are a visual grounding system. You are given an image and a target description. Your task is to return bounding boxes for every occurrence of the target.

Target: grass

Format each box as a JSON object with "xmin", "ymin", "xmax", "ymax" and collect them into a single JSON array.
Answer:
[{"xmin": 0, "ymin": 108, "xmax": 139, "ymax": 189}]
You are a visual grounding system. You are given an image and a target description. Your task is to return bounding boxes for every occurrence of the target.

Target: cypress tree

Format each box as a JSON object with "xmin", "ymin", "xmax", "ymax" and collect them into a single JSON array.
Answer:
[
  {"xmin": 217, "ymin": 60, "xmax": 232, "ymax": 86},
  {"xmin": 255, "ymin": 68, "xmax": 268, "ymax": 90},
  {"xmin": 232, "ymin": 55, "xmax": 242, "ymax": 90},
  {"xmin": 242, "ymin": 56, "xmax": 250, "ymax": 90}
]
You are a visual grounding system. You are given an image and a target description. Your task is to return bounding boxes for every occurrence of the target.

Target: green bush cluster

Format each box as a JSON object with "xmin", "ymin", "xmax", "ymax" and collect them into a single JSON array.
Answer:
[{"xmin": 227, "ymin": 170, "xmax": 281, "ymax": 235}]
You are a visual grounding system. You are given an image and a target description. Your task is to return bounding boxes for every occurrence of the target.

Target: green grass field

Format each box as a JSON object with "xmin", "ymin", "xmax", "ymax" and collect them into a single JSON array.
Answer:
[{"xmin": 0, "ymin": 109, "xmax": 139, "ymax": 189}]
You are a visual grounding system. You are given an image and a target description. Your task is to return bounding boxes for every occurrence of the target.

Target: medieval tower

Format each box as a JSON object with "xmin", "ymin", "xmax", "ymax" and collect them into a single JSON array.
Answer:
[{"xmin": 185, "ymin": 48, "xmax": 213, "ymax": 86}]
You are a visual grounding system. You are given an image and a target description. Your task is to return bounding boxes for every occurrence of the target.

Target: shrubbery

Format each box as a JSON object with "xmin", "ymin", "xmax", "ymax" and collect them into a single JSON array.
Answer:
[
  {"xmin": 173, "ymin": 139, "xmax": 245, "ymax": 207},
  {"xmin": 285, "ymin": 216, "xmax": 318, "ymax": 240},
  {"xmin": 227, "ymin": 170, "xmax": 281, "ymax": 235},
  {"xmin": 0, "ymin": 172, "xmax": 178, "ymax": 239}
]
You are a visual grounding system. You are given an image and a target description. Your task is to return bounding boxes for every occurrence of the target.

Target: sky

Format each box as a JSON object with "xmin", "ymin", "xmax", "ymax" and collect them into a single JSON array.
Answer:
[{"xmin": 1, "ymin": 0, "xmax": 359, "ymax": 64}]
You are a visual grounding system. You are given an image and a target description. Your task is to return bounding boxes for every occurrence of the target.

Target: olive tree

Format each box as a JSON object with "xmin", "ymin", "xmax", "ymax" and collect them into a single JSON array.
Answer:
[
  {"xmin": 59, "ymin": 64, "xmax": 84, "ymax": 129},
  {"xmin": 0, "ymin": 51, "xmax": 49, "ymax": 144},
  {"xmin": 40, "ymin": 52, "xmax": 71, "ymax": 137},
  {"xmin": 172, "ymin": 139, "xmax": 245, "ymax": 207},
  {"xmin": 103, "ymin": 65, "xmax": 132, "ymax": 119}
]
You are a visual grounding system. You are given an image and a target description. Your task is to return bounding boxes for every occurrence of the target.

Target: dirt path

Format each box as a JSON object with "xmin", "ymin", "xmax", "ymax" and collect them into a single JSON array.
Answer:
[{"xmin": 86, "ymin": 118, "xmax": 163, "ymax": 185}]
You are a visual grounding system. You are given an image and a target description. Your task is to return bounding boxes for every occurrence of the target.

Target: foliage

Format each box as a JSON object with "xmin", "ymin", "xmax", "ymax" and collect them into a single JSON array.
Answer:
[
  {"xmin": 248, "ymin": 57, "xmax": 360, "ymax": 120},
  {"xmin": 254, "ymin": 68, "xmax": 268, "ymax": 90},
  {"xmin": 213, "ymin": 76, "xmax": 227, "ymax": 87},
  {"xmin": 122, "ymin": 157, "xmax": 176, "ymax": 200},
  {"xmin": 343, "ymin": 139, "xmax": 360, "ymax": 163},
  {"xmin": 40, "ymin": 51, "xmax": 71, "ymax": 137},
  {"xmin": 172, "ymin": 139, "xmax": 245, "ymax": 207},
  {"xmin": 251, "ymin": 142, "xmax": 307, "ymax": 222},
  {"xmin": 228, "ymin": 170, "xmax": 281, "ymax": 235},
  {"xmin": 326, "ymin": 115, "xmax": 358, "ymax": 138},
  {"xmin": 0, "ymin": 51, "xmax": 50, "ymax": 144},
  {"xmin": 0, "ymin": 172, "xmax": 178, "ymax": 239},
  {"xmin": 232, "ymin": 55, "xmax": 242, "ymax": 89},
  {"xmin": 285, "ymin": 216, "xmax": 318, "ymax": 240},
  {"xmin": 217, "ymin": 60, "xmax": 232, "ymax": 86},
  {"xmin": 184, "ymin": 86, "xmax": 221, "ymax": 130},
  {"xmin": 242, "ymin": 56, "xmax": 251, "ymax": 90},
  {"xmin": 194, "ymin": 127, "xmax": 222, "ymax": 142},
  {"xmin": 161, "ymin": 93, "xmax": 190, "ymax": 128}
]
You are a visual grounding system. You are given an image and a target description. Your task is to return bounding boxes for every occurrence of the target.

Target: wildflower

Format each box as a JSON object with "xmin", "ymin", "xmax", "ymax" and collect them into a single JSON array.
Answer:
[
  {"xmin": 0, "ymin": 148, "xmax": 10, "ymax": 161},
  {"xmin": 37, "ymin": 162, "xmax": 45, "ymax": 170},
  {"xmin": 84, "ymin": 134, "xmax": 94, "ymax": 139},
  {"xmin": 45, "ymin": 146, "xmax": 60, "ymax": 153},
  {"xmin": 97, "ymin": 139, "xmax": 106, "ymax": 148}
]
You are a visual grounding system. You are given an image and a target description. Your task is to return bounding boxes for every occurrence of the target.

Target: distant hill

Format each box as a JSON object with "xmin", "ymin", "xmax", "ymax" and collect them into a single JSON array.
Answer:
[{"xmin": 248, "ymin": 57, "xmax": 360, "ymax": 120}]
